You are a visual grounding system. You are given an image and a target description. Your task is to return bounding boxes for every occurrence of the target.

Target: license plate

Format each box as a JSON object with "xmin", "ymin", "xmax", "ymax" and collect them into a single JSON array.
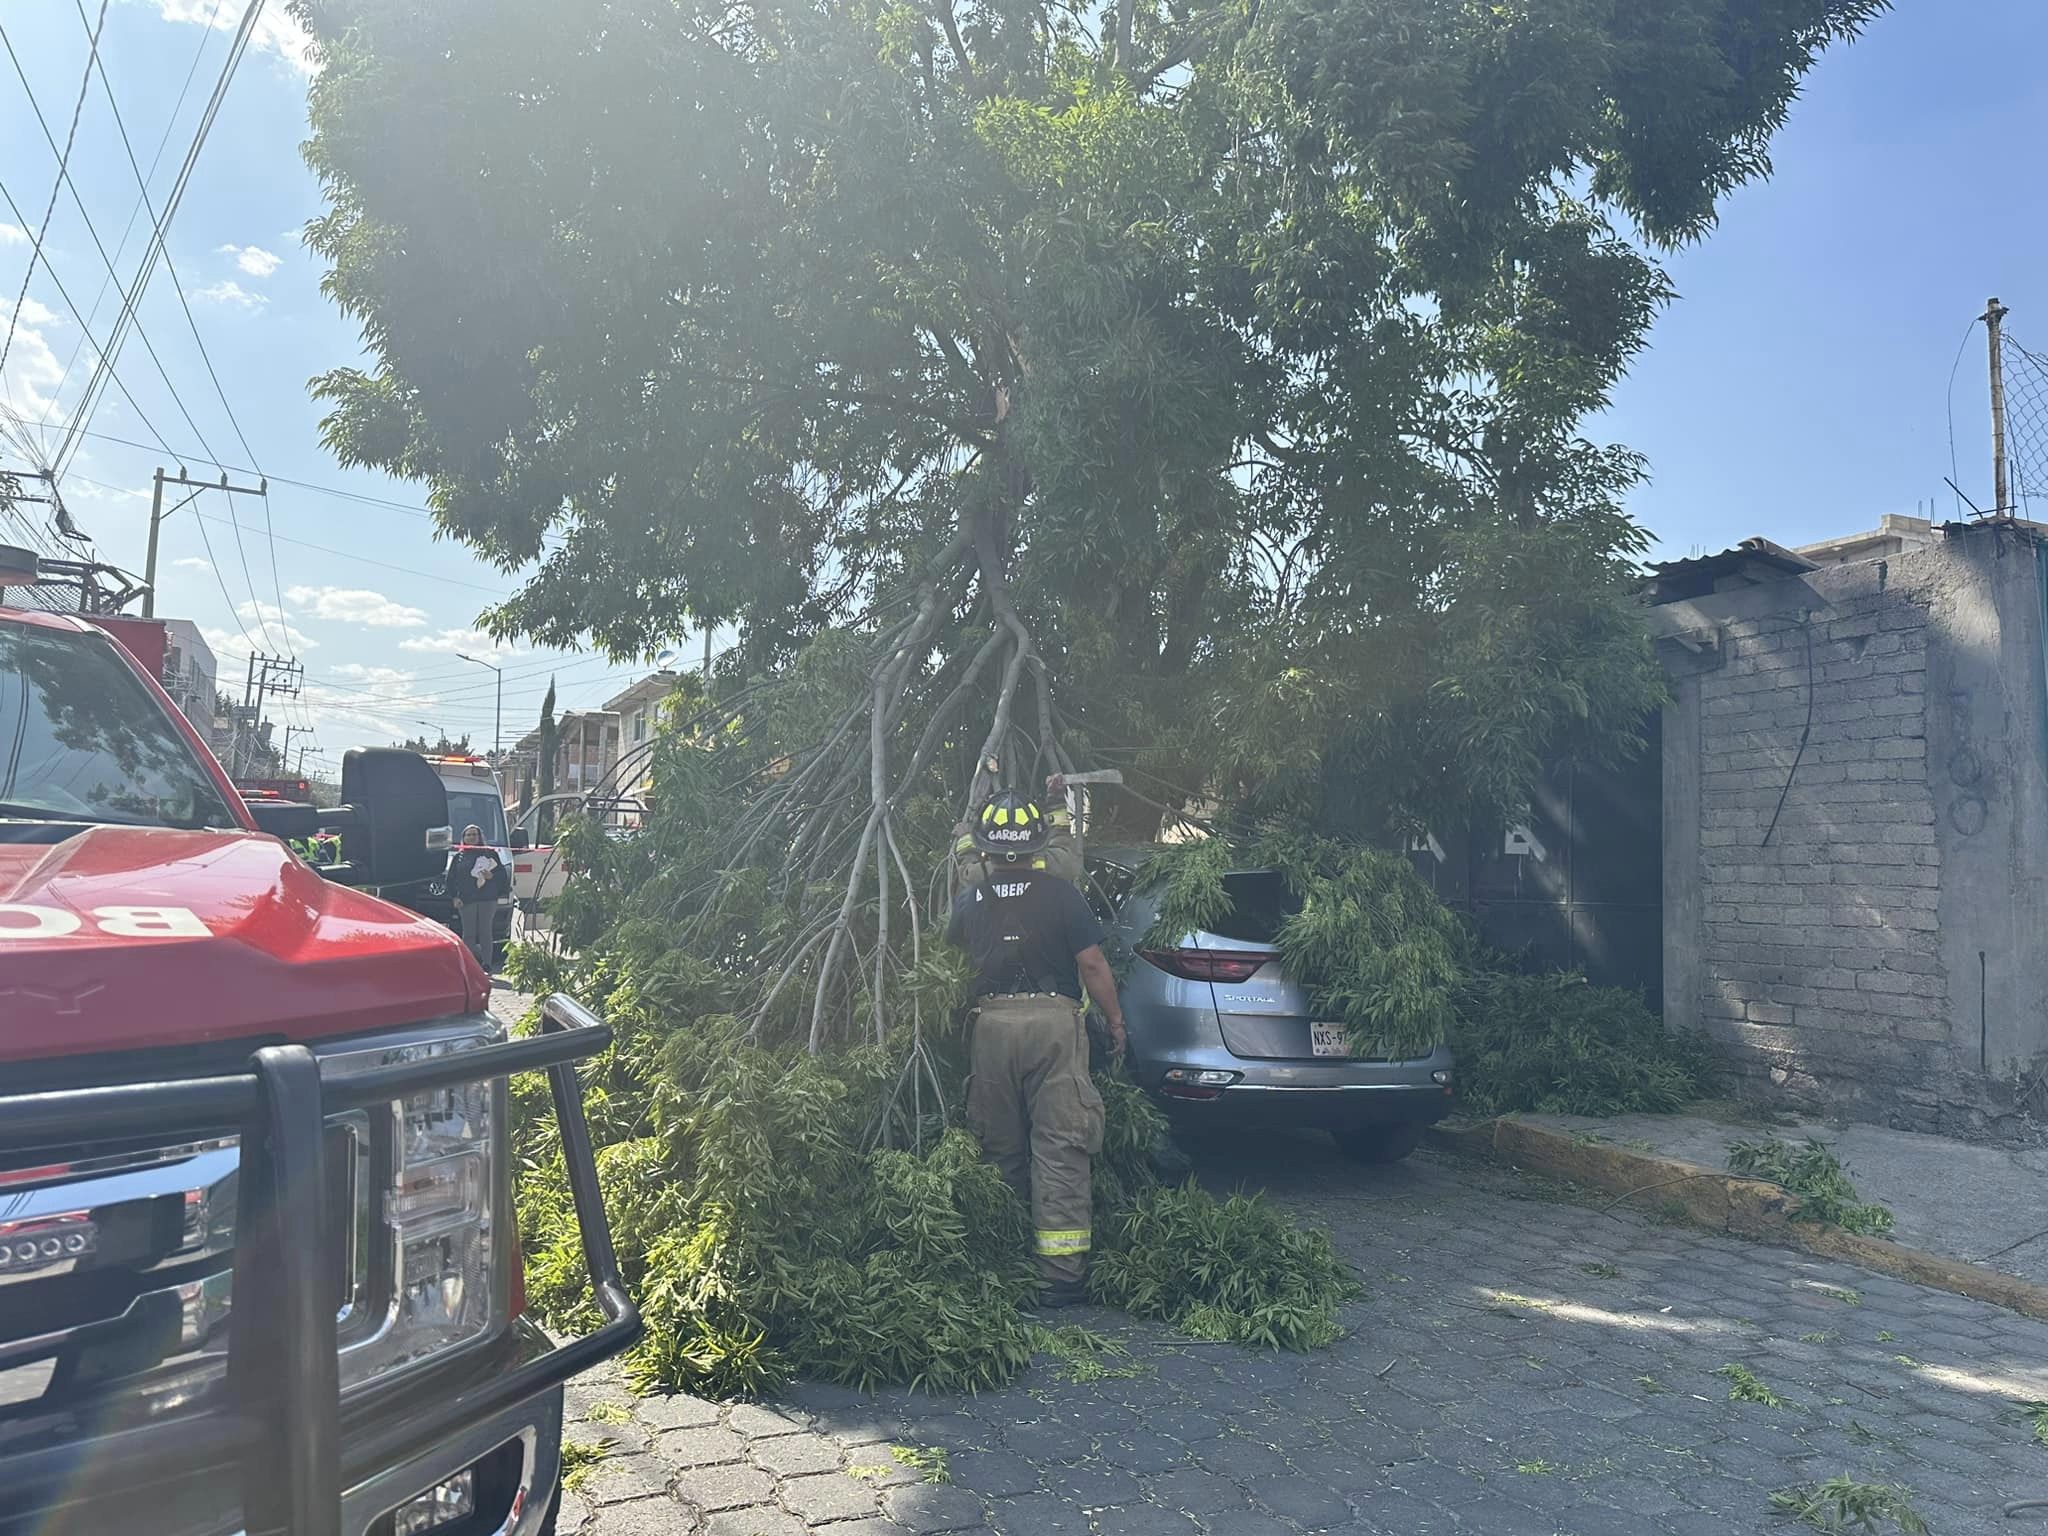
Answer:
[{"xmin": 1310, "ymin": 1023, "xmax": 1349, "ymax": 1058}]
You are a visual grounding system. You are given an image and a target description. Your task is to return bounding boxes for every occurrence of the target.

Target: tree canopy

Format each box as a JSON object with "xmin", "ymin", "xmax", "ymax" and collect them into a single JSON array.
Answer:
[
  {"xmin": 394, "ymin": 731, "xmax": 475, "ymax": 755},
  {"xmin": 300, "ymin": 0, "xmax": 1883, "ymax": 843}
]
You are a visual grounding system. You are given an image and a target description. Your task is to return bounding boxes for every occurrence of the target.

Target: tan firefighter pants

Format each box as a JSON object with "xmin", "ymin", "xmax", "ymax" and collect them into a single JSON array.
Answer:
[{"xmin": 966, "ymin": 994, "xmax": 1105, "ymax": 1284}]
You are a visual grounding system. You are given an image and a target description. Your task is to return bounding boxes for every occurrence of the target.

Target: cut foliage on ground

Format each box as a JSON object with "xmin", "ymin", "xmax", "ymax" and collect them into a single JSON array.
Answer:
[
  {"xmin": 1727, "ymin": 1136, "xmax": 1897, "ymax": 1237},
  {"xmin": 512, "ymin": 939, "xmax": 1361, "ymax": 1397},
  {"xmin": 1769, "ymin": 1477, "xmax": 1927, "ymax": 1534},
  {"xmin": 1718, "ymin": 1363, "xmax": 1792, "ymax": 1409}
]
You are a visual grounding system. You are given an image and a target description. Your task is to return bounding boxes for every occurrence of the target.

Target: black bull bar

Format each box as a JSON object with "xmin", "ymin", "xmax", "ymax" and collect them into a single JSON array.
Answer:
[{"xmin": 0, "ymin": 993, "xmax": 641, "ymax": 1536}]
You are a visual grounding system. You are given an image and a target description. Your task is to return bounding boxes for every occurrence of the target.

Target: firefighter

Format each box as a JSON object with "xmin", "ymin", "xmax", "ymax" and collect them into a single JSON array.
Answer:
[
  {"xmin": 448, "ymin": 824, "xmax": 510, "ymax": 971},
  {"xmin": 947, "ymin": 787, "xmax": 1127, "ymax": 1307}
]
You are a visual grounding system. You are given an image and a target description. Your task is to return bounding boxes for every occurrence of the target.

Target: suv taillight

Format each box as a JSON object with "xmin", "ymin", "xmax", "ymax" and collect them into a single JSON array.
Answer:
[{"xmin": 1139, "ymin": 947, "xmax": 1271, "ymax": 984}]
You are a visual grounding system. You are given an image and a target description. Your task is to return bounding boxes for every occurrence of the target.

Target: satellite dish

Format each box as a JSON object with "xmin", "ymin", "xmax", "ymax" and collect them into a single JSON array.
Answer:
[{"xmin": 653, "ymin": 645, "xmax": 682, "ymax": 669}]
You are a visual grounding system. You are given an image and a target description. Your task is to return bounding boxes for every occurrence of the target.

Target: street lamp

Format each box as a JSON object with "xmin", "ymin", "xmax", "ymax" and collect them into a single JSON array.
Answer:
[{"xmin": 455, "ymin": 651, "xmax": 503, "ymax": 768}]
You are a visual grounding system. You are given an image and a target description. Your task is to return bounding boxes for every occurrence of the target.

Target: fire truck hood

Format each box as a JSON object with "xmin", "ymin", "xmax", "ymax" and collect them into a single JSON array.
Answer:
[{"xmin": 0, "ymin": 825, "xmax": 488, "ymax": 1063}]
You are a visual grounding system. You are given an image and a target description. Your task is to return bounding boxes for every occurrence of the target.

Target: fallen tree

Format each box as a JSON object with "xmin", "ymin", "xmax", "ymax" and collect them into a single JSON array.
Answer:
[{"xmin": 297, "ymin": 0, "xmax": 1888, "ymax": 1389}]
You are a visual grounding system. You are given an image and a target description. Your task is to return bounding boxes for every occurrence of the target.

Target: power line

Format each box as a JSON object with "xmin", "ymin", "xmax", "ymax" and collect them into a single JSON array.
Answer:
[
  {"xmin": 1945, "ymin": 315, "xmax": 1982, "ymax": 521},
  {"xmin": 33, "ymin": 0, "xmax": 224, "ymax": 453},
  {"xmin": 0, "ymin": 403, "xmax": 567, "ymax": 546},
  {"xmin": 0, "ymin": 0, "xmax": 106, "ymax": 388},
  {"xmin": 51, "ymin": 0, "xmax": 262, "ymax": 483},
  {"xmin": 0, "ymin": 173, "xmax": 180, "ymax": 467},
  {"xmin": 195, "ymin": 511, "xmax": 512, "ymax": 594},
  {"xmin": 70, "ymin": 0, "xmax": 290, "ymax": 649},
  {"xmin": 0, "ymin": 15, "xmax": 290, "ymax": 659}
]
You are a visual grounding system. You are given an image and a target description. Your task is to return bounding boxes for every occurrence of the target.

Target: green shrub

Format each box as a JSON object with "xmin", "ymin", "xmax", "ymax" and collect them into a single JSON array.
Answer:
[
  {"xmin": 1726, "ymin": 1136, "xmax": 1895, "ymax": 1237},
  {"xmin": 1452, "ymin": 969, "xmax": 1714, "ymax": 1117}
]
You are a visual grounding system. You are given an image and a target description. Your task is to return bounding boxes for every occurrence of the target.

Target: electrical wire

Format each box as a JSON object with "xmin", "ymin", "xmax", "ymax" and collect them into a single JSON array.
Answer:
[
  {"xmin": 0, "ymin": 403, "xmax": 569, "ymax": 549},
  {"xmin": 34, "ymin": 0, "xmax": 225, "ymax": 447},
  {"xmin": 0, "ymin": 173, "xmax": 180, "ymax": 467},
  {"xmin": 51, "ymin": 0, "xmax": 262, "ymax": 483},
  {"xmin": 2, "ymin": 17, "xmax": 283, "ymax": 655},
  {"xmin": 1759, "ymin": 616, "xmax": 1814, "ymax": 848},
  {"xmin": 69, "ymin": 0, "xmax": 291, "ymax": 647},
  {"xmin": 1946, "ymin": 315, "xmax": 1982, "ymax": 521},
  {"xmin": 0, "ymin": 0, "xmax": 106, "ymax": 387}
]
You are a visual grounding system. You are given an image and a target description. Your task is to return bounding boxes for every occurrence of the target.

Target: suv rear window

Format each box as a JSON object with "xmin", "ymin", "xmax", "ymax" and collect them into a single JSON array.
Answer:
[{"xmin": 1207, "ymin": 871, "xmax": 1301, "ymax": 944}]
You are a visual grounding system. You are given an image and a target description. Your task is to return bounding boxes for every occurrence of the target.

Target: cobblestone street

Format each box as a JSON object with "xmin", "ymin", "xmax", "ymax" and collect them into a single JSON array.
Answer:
[{"xmin": 541, "ymin": 1125, "xmax": 2048, "ymax": 1536}]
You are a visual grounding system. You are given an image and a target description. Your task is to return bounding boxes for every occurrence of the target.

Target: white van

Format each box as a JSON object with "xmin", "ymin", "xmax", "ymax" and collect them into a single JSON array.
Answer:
[{"xmin": 511, "ymin": 790, "xmax": 645, "ymax": 920}]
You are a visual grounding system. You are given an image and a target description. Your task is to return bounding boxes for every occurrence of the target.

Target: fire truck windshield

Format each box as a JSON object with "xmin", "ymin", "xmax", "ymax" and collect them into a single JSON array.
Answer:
[{"xmin": 0, "ymin": 621, "xmax": 238, "ymax": 831}]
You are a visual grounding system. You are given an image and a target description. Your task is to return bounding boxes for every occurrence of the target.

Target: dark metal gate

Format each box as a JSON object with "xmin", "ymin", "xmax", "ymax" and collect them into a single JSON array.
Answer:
[{"xmin": 1407, "ymin": 713, "xmax": 1663, "ymax": 1007}]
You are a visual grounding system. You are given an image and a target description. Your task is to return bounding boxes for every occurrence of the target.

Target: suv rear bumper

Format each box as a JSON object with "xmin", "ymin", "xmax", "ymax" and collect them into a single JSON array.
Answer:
[
  {"xmin": 1139, "ymin": 1041, "xmax": 1456, "ymax": 1131},
  {"xmin": 0, "ymin": 995, "xmax": 637, "ymax": 1536},
  {"xmin": 1156, "ymin": 1078, "xmax": 1454, "ymax": 1131}
]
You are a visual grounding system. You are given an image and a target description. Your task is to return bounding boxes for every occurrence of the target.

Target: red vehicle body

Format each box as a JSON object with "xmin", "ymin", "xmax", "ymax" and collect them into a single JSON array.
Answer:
[{"xmin": 0, "ymin": 604, "xmax": 637, "ymax": 1536}]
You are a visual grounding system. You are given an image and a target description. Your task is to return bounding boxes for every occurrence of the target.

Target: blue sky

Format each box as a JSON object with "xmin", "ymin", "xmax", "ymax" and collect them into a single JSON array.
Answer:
[{"xmin": 1, "ymin": 0, "xmax": 2042, "ymax": 766}]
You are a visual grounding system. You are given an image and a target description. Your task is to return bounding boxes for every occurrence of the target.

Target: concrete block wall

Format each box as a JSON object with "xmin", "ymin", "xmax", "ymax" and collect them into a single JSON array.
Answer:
[{"xmin": 1660, "ymin": 524, "xmax": 2048, "ymax": 1141}]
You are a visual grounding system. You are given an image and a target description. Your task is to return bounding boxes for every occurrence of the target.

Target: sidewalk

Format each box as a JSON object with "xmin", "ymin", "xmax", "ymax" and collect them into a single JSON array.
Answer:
[{"xmin": 1512, "ymin": 1102, "xmax": 2048, "ymax": 1289}]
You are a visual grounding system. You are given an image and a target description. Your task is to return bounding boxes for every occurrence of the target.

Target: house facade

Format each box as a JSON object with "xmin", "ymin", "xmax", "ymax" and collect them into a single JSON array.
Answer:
[{"xmin": 602, "ymin": 670, "xmax": 679, "ymax": 801}]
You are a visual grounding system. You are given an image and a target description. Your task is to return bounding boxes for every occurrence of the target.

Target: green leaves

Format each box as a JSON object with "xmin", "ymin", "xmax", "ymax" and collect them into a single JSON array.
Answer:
[
  {"xmin": 297, "ymin": 0, "xmax": 1878, "ymax": 842},
  {"xmin": 1137, "ymin": 833, "xmax": 1712, "ymax": 1111},
  {"xmin": 1140, "ymin": 833, "xmax": 1464, "ymax": 1060},
  {"xmin": 1089, "ymin": 1181, "xmax": 1360, "ymax": 1350},
  {"xmin": 1451, "ymin": 969, "xmax": 1713, "ymax": 1118},
  {"xmin": 1725, "ymin": 1135, "xmax": 1896, "ymax": 1237}
]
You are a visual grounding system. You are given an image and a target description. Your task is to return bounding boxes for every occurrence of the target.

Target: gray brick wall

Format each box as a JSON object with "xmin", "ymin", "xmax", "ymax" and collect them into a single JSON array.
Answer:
[
  {"xmin": 1687, "ymin": 584, "xmax": 1955, "ymax": 1124},
  {"xmin": 1659, "ymin": 525, "xmax": 2048, "ymax": 1141}
]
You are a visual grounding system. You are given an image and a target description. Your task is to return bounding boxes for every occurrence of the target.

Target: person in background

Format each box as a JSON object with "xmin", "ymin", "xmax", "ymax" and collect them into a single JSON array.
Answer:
[{"xmin": 449, "ymin": 824, "xmax": 510, "ymax": 971}]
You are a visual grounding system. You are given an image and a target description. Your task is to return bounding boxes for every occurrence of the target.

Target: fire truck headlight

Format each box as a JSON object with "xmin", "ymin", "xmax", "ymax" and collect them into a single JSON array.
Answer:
[{"xmin": 323, "ymin": 1022, "xmax": 504, "ymax": 1391}]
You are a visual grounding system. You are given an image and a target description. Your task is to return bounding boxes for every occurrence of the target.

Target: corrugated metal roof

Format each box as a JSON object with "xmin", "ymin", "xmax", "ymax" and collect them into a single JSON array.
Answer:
[{"xmin": 1643, "ymin": 537, "xmax": 1817, "ymax": 605}]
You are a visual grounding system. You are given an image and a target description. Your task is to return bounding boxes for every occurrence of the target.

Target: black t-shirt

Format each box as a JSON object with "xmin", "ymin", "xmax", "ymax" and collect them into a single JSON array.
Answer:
[{"xmin": 946, "ymin": 873, "xmax": 1104, "ymax": 1001}]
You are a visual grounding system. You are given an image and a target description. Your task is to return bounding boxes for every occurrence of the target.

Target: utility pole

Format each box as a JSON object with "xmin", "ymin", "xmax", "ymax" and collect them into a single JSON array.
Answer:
[
  {"xmin": 1988, "ymin": 297, "xmax": 2012, "ymax": 518},
  {"xmin": 239, "ymin": 653, "xmax": 303, "ymax": 776},
  {"xmin": 456, "ymin": 651, "xmax": 503, "ymax": 764},
  {"xmin": 141, "ymin": 466, "xmax": 268, "ymax": 618},
  {"xmin": 296, "ymin": 744, "xmax": 310, "ymax": 777}
]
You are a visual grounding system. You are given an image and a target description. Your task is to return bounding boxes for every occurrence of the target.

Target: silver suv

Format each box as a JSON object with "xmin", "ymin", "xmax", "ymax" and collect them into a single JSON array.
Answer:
[{"xmin": 1087, "ymin": 848, "xmax": 1456, "ymax": 1162}]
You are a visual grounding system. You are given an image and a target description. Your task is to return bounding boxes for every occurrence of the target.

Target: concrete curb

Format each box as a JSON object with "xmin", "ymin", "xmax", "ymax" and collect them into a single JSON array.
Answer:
[{"xmin": 1427, "ymin": 1116, "xmax": 2048, "ymax": 1324}]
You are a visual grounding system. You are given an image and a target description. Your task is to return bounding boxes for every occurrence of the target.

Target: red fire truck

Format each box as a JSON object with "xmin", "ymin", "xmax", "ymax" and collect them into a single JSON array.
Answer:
[{"xmin": 0, "ymin": 559, "xmax": 638, "ymax": 1535}]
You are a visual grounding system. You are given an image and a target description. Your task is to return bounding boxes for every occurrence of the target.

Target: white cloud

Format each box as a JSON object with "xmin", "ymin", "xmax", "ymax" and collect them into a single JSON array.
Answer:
[
  {"xmin": 155, "ymin": 0, "xmax": 314, "ymax": 74},
  {"xmin": 217, "ymin": 243, "xmax": 282, "ymax": 279},
  {"xmin": 299, "ymin": 665, "xmax": 452, "ymax": 750},
  {"xmin": 399, "ymin": 627, "xmax": 521, "ymax": 657},
  {"xmin": 17, "ymin": 298, "xmax": 61, "ymax": 328},
  {"xmin": 0, "ymin": 223, "xmax": 25, "ymax": 246},
  {"xmin": 173, "ymin": 556, "xmax": 213, "ymax": 571},
  {"xmin": 285, "ymin": 583, "xmax": 429, "ymax": 628},
  {"xmin": 0, "ymin": 292, "xmax": 65, "ymax": 427},
  {"xmin": 204, "ymin": 603, "xmax": 318, "ymax": 663},
  {"xmin": 187, "ymin": 279, "xmax": 268, "ymax": 309}
]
